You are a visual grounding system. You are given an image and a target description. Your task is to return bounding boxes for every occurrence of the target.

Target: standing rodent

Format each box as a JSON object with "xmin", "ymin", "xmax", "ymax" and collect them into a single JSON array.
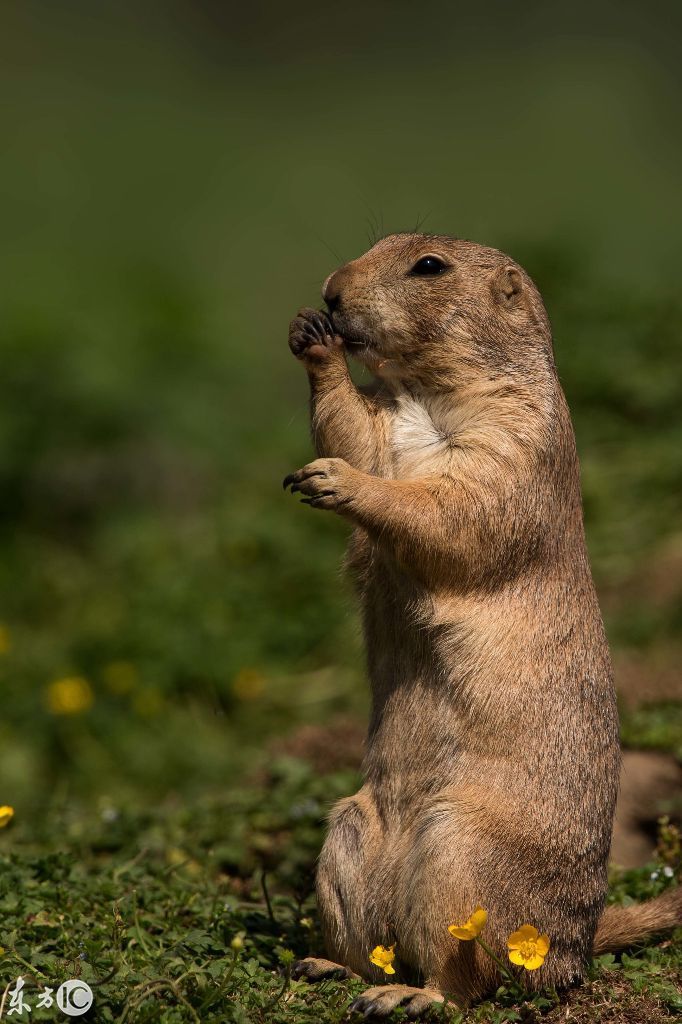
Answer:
[{"xmin": 283, "ymin": 234, "xmax": 682, "ymax": 1016}]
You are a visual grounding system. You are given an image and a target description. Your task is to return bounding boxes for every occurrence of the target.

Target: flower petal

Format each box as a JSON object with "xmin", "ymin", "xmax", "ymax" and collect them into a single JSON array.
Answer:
[
  {"xmin": 507, "ymin": 924, "xmax": 538, "ymax": 947},
  {"xmin": 369, "ymin": 943, "xmax": 396, "ymax": 972},
  {"xmin": 522, "ymin": 954, "xmax": 545, "ymax": 971},
  {"xmin": 536, "ymin": 934, "xmax": 550, "ymax": 956},
  {"xmin": 470, "ymin": 907, "xmax": 488, "ymax": 934},
  {"xmin": 448, "ymin": 925, "xmax": 475, "ymax": 940},
  {"xmin": 508, "ymin": 949, "xmax": 526, "ymax": 966}
]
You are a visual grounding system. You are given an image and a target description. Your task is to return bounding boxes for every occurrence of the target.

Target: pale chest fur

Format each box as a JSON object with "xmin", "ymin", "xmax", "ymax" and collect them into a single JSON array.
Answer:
[
  {"xmin": 387, "ymin": 383, "xmax": 550, "ymax": 480},
  {"xmin": 388, "ymin": 392, "xmax": 460, "ymax": 478}
]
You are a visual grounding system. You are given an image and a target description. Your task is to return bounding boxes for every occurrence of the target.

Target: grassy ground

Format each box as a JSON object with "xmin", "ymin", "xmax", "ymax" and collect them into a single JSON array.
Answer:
[
  {"xmin": 0, "ymin": 757, "xmax": 680, "ymax": 1022},
  {"xmin": 1, "ymin": 4, "xmax": 681, "ymax": 1021}
]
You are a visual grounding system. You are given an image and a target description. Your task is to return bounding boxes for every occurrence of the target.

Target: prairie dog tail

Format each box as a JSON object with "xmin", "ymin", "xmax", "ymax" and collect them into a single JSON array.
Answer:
[{"xmin": 593, "ymin": 886, "xmax": 682, "ymax": 954}]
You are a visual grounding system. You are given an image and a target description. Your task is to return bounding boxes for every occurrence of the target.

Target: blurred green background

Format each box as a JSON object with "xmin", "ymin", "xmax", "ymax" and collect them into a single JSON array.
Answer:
[{"xmin": 1, "ymin": 0, "xmax": 681, "ymax": 822}]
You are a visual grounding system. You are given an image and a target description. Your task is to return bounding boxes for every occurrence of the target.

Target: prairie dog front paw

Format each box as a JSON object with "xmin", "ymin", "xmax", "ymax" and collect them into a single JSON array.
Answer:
[
  {"xmin": 288, "ymin": 308, "xmax": 343, "ymax": 364},
  {"xmin": 283, "ymin": 457, "xmax": 356, "ymax": 512}
]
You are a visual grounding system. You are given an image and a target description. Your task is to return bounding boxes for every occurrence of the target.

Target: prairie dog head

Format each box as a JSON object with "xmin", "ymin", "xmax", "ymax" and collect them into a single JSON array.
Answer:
[{"xmin": 323, "ymin": 233, "xmax": 553, "ymax": 389}]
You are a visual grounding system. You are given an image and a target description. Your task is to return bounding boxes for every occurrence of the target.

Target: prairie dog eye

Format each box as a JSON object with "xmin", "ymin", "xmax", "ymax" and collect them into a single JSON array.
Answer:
[{"xmin": 409, "ymin": 255, "xmax": 448, "ymax": 276}]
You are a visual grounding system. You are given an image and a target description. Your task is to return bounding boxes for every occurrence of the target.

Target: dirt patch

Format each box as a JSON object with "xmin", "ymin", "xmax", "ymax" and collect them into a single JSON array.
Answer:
[
  {"xmin": 545, "ymin": 975, "xmax": 679, "ymax": 1024},
  {"xmin": 614, "ymin": 648, "xmax": 682, "ymax": 710},
  {"xmin": 601, "ymin": 533, "xmax": 682, "ymax": 616},
  {"xmin": 611, "ymin": 750, "xmax": 682, "ymax": 867},
  {"xmin": 271, "ymin": 716, "xmax": 365, "ymax": 774}
]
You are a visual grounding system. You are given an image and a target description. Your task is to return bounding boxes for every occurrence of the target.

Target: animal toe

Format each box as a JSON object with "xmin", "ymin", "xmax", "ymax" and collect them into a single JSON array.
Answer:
[
  {"xmin": 292, "ymin": 956, "xmax": 350, "ymax": 981},
  {"xmin": 350, "ymin": 985, "xmax": 444, "ymax": 1019},
  {"xmin": 405, "ymin": 988, "xmax": 444, "ymax": 1018}
]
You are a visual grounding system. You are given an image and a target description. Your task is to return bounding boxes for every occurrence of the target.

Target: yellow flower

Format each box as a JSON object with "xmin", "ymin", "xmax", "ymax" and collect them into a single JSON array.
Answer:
[
  {"xmin": 369, "ymin": 944, "xmax": 396, "ymax": 975},
  {"xmin": 0, "ymin": 625, "xmax": 11, "ymax": 655},
  {"xmin": 448, "ymin": 906, "xmax": 488, "ymax": 941},
  {"xmin": 507, "ymin": 924, "xmax": 550, "ymax": 971},
  {"xmin": 46, "ymin": 676, "xmax": 94, "ymax": 715},
  {"xmin": 0, "ymin": 806, "xmax": 14, "ymax": 828},
  {"xmin": 166, "ymin": 847, "xmax": 188, "ymax": 867}
]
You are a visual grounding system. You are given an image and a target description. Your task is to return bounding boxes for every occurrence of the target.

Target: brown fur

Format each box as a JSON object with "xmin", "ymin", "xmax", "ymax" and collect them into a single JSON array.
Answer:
[
  {"xmin": 594, "ymin": 887, "xmax": 682, "ymax": 954},
  {"xmin": 284, "ymin": 234, "xmax": 680, "ymax": 1013}
]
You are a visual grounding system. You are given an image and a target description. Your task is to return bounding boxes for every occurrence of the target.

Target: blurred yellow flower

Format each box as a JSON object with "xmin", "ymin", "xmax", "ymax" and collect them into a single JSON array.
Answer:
[
  {"xmin": 166, "ymin": 847, "xmax": 187, "ymax": 867},
  {"xmin": 166, "ymin": 847, "xmax": 200, "ymax": 875},
  {"xmin": 448, "ymin": 906, "xmax": 488, "ymax": 940},
  {"xmin": 0, "ymin": 806, "xmax": 14, "ymax": 828},
  {"xmin": 102, "ymin": 660, "xmax": 138, "ymax": 695},
  {"xmin": 369, "ymin": 944, "xmax": 395, "ymax": 975},
  {"xmin": 507, "ymin": 925, "xmax": 550, "ymax": 971},
  {"xmin": 46, "ymin": 676, "xmax": 94, "ymax": 715},
  {"xmin": 0, "ymin": 625, "xmax": 11, "ymax": 655},
  {"xmin": 232, "ymin": 667, "xmax": 265, "ymax": 700}
]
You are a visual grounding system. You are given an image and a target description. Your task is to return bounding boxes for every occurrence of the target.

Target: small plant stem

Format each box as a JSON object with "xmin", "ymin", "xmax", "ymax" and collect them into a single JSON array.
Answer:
[
  {"xmin": 91, "ymin": 964, "xmax": 120, "ymax": 987},
  {"xmin": 475, "ymin": 936, "xmax": 516, "ymax": 983},
  {"xmin": 198, "ymin": 949, "xmax": 240, "ymax": 1013},
  {"xmin": 118, "ymin": 979, "xmax": 200, "ymax": 1024},
  {"xmin": 441, "ymin": 991, "xmax": 464, "ymax": 1017},
  {"xmin": 219, "ymin": 948, "xmax": 240, "ymax": 990},
  {"xmin": 113, "ymin": 846, "xmax": 150, "ymax": 882},
  {"xmin": 132, "ymin": 894, "xmax": 154, "ymax": 958},
  {"xmin": 262, "ymin": 963, "xmax": 291, "ymax": 1014},
  {"xmin": 0, "ymin": 981, "xmax": 12, "ymax": 1019},
  {"xmin": 261, "ymin": 870, "xmax": 276, "ymax": 924},
  {"xmin": 6, "ymin": 952, "xmax": 47, "ymax": 979}
]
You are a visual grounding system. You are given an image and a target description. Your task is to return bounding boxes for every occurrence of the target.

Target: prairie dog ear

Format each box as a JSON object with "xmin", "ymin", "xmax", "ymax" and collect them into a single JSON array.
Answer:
[{"xmin": 492, "ymin": 266, "xmax": 524, "ymax": 305}]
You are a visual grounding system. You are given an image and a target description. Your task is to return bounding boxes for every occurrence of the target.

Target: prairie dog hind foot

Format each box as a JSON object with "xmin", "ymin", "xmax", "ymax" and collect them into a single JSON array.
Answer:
[
  {"xmin": 349, "ymin": 984, "xmax": 444, "ymax": 1019},
  {"xmin": 292, "ymin": 956, "xmax": 360, "ymax": 981}
]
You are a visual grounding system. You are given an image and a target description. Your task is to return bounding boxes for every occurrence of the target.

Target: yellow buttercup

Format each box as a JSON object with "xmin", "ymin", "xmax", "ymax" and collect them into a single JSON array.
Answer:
[
  {"xmin": 507, "ymin": 925, "xmax": 550, "ymax": 971},
  {"xmin": 46, "ymin": 676, "xmax": 94, "ymax": 715},
  {"xmin": 448, "ymin": 906, "xmax": 488, "ymax": 941},
  {"xmin": 369, "ymin": 944, "xmax": 396, "ymax": 975}
]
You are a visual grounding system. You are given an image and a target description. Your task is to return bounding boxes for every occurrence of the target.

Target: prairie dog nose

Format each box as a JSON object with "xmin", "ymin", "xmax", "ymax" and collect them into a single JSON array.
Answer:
[
  {"xmin": 325, "ymin": 291, "xmax": 340, "ymax": 314},
  {"xmin": 323, "ymin": 269, "xmax": 345, "ymax": 313}
]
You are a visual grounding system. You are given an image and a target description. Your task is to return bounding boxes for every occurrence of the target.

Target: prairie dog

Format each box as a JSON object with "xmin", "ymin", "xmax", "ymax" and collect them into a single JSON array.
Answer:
[{"xmin": 283, "ymin": 234, "xmax": 681, "ymax": 1014}]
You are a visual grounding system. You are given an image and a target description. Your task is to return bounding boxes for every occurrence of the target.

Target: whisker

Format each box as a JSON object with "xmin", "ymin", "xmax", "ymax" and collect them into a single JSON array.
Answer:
[
  {"xmin": 413, "ymin": 210, "xmax": 432, "ymax": 234},
  {"xmin": 313, "ymin": 232, "xmax": 343, "ymax": 264}
]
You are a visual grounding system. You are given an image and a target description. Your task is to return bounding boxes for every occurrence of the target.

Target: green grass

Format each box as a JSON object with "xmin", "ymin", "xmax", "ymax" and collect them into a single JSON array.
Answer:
[{"xmin": 1, "ymin": 768, "xmax": 680, "ymax": 1023}]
